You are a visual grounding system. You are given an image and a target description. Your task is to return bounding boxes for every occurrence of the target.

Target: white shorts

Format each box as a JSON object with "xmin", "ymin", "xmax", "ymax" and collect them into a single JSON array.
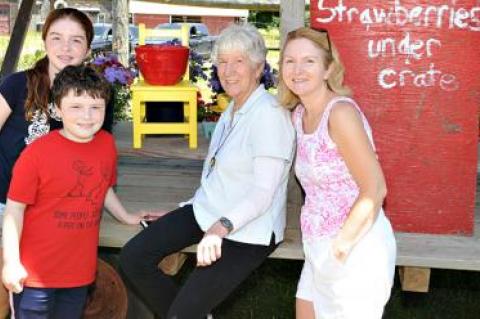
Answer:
[
  {"xmin": 296, "ymin": 212, "xmax": 396, "ymax": 319},
  {"xmin": 0, "ymin": 202, "xmax": 4, "ymax": 215}
]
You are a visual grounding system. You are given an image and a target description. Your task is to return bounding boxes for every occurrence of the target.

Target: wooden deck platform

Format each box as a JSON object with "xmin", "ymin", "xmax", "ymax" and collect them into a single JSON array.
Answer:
[{"xmin": 100, "ymin": 123, "xmax": 480, "ymax": 272}]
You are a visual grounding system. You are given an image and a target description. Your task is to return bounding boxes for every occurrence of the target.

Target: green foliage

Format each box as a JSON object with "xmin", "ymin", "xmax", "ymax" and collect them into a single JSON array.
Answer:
[
  {"xmin": 0, "ymin": 49, "xmax": 45, "ymax": 72},
  {"xmin": 17, "ymin": 50, "xmax": 45, "ymax": 71},
  {"xmin": 258, "ymin": 28, "xmax": 280, "ymax": 50},
  {"xmin": 111, "ymin": 83, "xmax": 132, "ymax": 122},
  {"xmin": 248, "ymin": 11, "xmax": 280, "ymax": 29},
  {"xmin": 0, "ymin": 32, "xmax": 44, "ymax": 72}
]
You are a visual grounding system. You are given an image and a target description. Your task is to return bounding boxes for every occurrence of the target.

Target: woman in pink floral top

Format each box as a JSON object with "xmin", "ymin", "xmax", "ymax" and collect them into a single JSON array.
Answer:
[{"xmin": 278, "ymin": 27, "xmax": 396, "ymax": 318}]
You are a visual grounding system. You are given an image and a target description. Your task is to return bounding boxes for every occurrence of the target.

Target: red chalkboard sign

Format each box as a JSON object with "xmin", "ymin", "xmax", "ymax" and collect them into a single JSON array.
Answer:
[{"xmin": 311, "ymin": 0, "xmax": 480, "ymax": 235}]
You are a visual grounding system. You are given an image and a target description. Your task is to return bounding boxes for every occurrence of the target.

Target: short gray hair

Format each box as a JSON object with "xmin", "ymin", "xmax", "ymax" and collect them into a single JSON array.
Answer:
[{"xmin": 211, "ymin": 23, "xmax": 267, "ymax": 67}]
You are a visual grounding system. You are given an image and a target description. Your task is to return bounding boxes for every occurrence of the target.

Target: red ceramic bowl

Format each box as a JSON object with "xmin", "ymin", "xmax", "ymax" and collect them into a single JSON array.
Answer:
[{"xmin": 135, "ymin": 45, "xmax": 189, "ymax": 85}]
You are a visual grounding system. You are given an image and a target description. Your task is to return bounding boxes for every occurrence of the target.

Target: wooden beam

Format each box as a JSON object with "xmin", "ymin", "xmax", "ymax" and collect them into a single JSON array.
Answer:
[
  {"xmin": 113, "ymin": 0, "xmax": 130, "ymax": 67},
  {"xmin": 399, "ymin": 266, "xmax": 431, "ymax": 293},
  {"xmin": 280, "ymin": 0, "xmax": 305, "ymax": 47},
  {"xmin": 158, "ymin": 252, "xmax": 187, "ymax": 276},
  {"xmin": 0, "ymin": 0, "xmax": 36, "ymax": 78},
  {"xmin": 144, "ymin": 0, "xmax": 280, "ymax": 11}
]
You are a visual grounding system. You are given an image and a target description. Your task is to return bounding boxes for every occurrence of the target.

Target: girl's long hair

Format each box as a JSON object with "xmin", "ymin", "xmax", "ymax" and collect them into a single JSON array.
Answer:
[{"xmin": 25, "ymin": 8, "xmax": 93, "ymax": 120}]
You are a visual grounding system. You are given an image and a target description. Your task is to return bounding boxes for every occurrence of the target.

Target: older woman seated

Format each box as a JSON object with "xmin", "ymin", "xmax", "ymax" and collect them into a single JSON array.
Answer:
[{"xmin": 120, "ymin": 24, "xmax": 295, "ymax": 319}]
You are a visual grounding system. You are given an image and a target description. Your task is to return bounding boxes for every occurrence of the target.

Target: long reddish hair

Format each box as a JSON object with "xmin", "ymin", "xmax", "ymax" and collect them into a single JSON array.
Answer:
[{"xmin": 25, "ymin": 8, "xmax": 93, "ymax": 120}]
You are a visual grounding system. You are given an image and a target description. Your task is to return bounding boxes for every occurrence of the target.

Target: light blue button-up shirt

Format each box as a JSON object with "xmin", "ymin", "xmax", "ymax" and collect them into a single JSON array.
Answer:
[{"xmin": 192, "ymin": 85, "xmax": 295, "ymax": 245}]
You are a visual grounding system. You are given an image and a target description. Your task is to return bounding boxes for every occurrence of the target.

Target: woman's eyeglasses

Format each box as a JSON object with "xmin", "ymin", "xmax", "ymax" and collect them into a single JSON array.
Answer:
[
  {"xmin": 287, "ymin": 27, "xmax": 332, "ymax": 55},
  {"xmin": 314, "ymin": 27, "xmax": 332, "ymax": 55}
]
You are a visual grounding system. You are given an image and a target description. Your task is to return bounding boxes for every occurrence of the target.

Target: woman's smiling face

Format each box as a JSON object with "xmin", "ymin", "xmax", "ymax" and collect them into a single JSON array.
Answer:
[
  {"xmin": 216, "ymin": 51, "xmax": 263, "ymax": 108},
  {"xmin": 281, "ymin": 37, "xmax": 331, "ymax": 100}
]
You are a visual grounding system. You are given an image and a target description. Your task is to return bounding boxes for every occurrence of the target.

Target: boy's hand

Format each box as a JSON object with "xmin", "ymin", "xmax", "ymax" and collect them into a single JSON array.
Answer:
[
  {"xmin": 122, "ymin": 210, "xmax": 170, "ymax": 225},
  {"xmin": 137, "ymin": 210, "xmax": 170, "ymax": 223},
  {"xmin": 2, "ymin": 262, "xmax": 27, "ymax": 293}
]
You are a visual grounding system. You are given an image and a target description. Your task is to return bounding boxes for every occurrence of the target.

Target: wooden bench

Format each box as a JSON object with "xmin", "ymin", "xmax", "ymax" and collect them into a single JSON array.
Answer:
[{"xmin": 100, "ymin": 154, "xmax": 480, "ymax": 294}]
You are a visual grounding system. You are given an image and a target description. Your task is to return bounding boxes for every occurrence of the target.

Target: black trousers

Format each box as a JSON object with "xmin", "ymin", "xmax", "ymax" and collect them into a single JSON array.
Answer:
[{"xmin": 119, "ymin": 205, "xmax": 277, "ymax": 319}]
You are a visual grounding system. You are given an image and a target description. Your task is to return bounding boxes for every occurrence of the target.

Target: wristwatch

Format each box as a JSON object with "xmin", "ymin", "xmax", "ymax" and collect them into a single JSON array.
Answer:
[{"xmin": 219, "ymin": 217, "xmax": 234, "ymax": 233}]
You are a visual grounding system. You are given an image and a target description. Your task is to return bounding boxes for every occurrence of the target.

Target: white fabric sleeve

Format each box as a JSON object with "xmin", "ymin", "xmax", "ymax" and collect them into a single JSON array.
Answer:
[
  {"xmin": 179, "ymin": 197, "xmax": 194, "ymax": 207},
  {"xmin": 224, "ymin": 156, "xmax": 286, "ymax": 232},
  {"xmin": 249, "ymin": 104, "xmax": 294, "ymax": 160}
]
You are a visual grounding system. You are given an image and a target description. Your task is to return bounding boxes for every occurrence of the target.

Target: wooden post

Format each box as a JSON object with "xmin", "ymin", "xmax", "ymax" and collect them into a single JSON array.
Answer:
[
  {"xmin": 0, "ymin": 0, "xmax": 35, "ymax": 79},
  {"xmin": 40, "ymin": 0, "xmax": 53, "ymax": 23},
  {"xmin": 112, "ymin": 0, "xmax": 130, "ymax": 67},
  {"xmin": 280, "ymin": 0, "xmax": 305, "ymax": 47}
]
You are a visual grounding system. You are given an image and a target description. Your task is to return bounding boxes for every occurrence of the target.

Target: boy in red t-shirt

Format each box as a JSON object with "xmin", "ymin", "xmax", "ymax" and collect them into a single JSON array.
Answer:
[{"xmin": 1, "ymin": 65, "xmax": 156, "ymax": 319}]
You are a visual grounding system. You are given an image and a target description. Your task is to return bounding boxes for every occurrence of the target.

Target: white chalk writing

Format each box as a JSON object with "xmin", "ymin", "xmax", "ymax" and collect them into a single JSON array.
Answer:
[
  {"xmin": 314, "ymin": 0, "xmax": 474, "ymax": 91},
  {"xmin": 316, "ymin": 0, "xmax": 480, "ymax": 31},
  {"xmin": 378, "ymin": 63, "xmax": 459, "ymax": 91},
  {"xmin": 367, "ymin": 32, "xmax": 441, "ymax": 64}
]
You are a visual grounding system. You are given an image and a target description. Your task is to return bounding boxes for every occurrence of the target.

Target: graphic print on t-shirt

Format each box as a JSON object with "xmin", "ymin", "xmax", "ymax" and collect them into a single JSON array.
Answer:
[
  {"xmin": 68, "ymin": 160, "xmax": 94, "ymax": 198},
  {"xmin": 54, "ymin": 160, "xmax": 112, "ymax": 231},
  {"xmin": 86, "ymin": 162, "xmax": 111, "ymax": 205}
]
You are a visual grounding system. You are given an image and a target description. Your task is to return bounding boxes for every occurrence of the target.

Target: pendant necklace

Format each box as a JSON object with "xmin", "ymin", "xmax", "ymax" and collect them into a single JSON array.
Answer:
[{"xmin": 206, "ymin": 110, "xmax": 240, "ymax": 178}]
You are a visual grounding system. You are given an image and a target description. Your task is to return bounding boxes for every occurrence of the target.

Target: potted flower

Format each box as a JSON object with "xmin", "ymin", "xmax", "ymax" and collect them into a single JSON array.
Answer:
[{"xmin": 89, "ymin": 54, "xmax": 136, "ymax": 123}]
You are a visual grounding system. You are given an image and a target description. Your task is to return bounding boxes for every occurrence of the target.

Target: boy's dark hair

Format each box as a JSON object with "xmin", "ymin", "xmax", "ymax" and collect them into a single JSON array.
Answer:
[{"xmin": 52, "ymin": 65, "xmax": 111, "ymax": 108}]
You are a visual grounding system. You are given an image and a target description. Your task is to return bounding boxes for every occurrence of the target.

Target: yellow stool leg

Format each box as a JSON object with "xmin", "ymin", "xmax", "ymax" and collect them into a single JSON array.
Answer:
[
  {"xmin": 140, "ymin": 100, "xmax": 146, "ymax": 121},
  {"xmin": 183, "ymin": 102, "xmax": 189, "ymax": 118},
  {"xmin": 188, "ymin": 94, "xmax": 198, "ymax": 149},
  {"xmin": 132, "ymin": 93, "xmax": 143, "ymax": 149}
]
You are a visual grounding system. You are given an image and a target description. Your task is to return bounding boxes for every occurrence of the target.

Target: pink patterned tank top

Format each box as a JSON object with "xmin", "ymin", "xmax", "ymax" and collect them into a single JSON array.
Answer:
[{"xmin": 293, "ymin": 97, "xmax": 375, "ymax": 241}]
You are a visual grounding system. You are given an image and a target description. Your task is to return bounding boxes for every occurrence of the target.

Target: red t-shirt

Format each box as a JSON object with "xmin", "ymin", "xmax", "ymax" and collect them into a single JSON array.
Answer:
[{"xmin": 8, "ymin": 130, "xmax": 117, "ymax": 288}]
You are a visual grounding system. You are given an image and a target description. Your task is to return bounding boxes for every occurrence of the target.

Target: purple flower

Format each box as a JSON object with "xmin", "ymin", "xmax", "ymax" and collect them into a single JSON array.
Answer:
[
  {"xmin": 117, "ymin": 68, "xmax": 128, "ymax": 84},
  {"xmin": 208, "ymin": 65, "xmax": 224, "ymax": 94},
  {"xmin": 104, "ymin": 67, "xmax": 117, "ymax": 83},
  {"xmin": 93, "ymin": 56, "xmax": 106, "ymax": 65},
  {"xmin": 88, "ymin": 53, "xmax": 136, "ymax": 123},
  {"xmin": 91, "ymin": 53, "xmax": 136, "ymax": 86},
  {"xmin": 189, "ymin": 51, "xmax": 207, "ymax": 83},
  {"xmin": 106, "ymin": 67, "xmax": 131, "ymax": 85},
  {"xmin": 261, "ymin": 62, "xmax": 277, "ymax": 90}
]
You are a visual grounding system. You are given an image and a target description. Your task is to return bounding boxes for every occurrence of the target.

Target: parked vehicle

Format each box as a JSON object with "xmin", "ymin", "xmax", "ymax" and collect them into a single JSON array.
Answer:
[
  {"xmin": 92, "ymin": 23, "xmax": 139, "ymax": 54},
  {"xmin": 153, "ymin": 23, "xmax": 217, "ymax": 60}
]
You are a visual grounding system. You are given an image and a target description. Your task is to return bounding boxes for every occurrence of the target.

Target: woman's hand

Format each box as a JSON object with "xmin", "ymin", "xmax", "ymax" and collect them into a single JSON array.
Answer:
[
  {"xmin": 2, "ymin": 261, "xmax": 27, "ymax": 293},
  {"xmin": 331, "ymin": 236, "xmax": 353, "ymax": 264},
  {"xmin": 196, "ymin": 221, "xmax": 229, "ymax": 267}
]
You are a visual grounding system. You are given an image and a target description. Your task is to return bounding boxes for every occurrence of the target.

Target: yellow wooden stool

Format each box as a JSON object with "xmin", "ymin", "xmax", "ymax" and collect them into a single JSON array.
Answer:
[
  {"xmin": 131, "ymin": 80, "xmax": 197, "ymax": 148},
  {"xmin": 131, "ymin": 23, "xmax": 198, "ymax": 149}
]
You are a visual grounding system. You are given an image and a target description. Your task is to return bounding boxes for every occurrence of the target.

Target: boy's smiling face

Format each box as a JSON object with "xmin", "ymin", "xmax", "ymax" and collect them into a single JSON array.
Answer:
[{"xmin": 56, "ymin": 90, "xmax": 106, "ymax": 143}]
